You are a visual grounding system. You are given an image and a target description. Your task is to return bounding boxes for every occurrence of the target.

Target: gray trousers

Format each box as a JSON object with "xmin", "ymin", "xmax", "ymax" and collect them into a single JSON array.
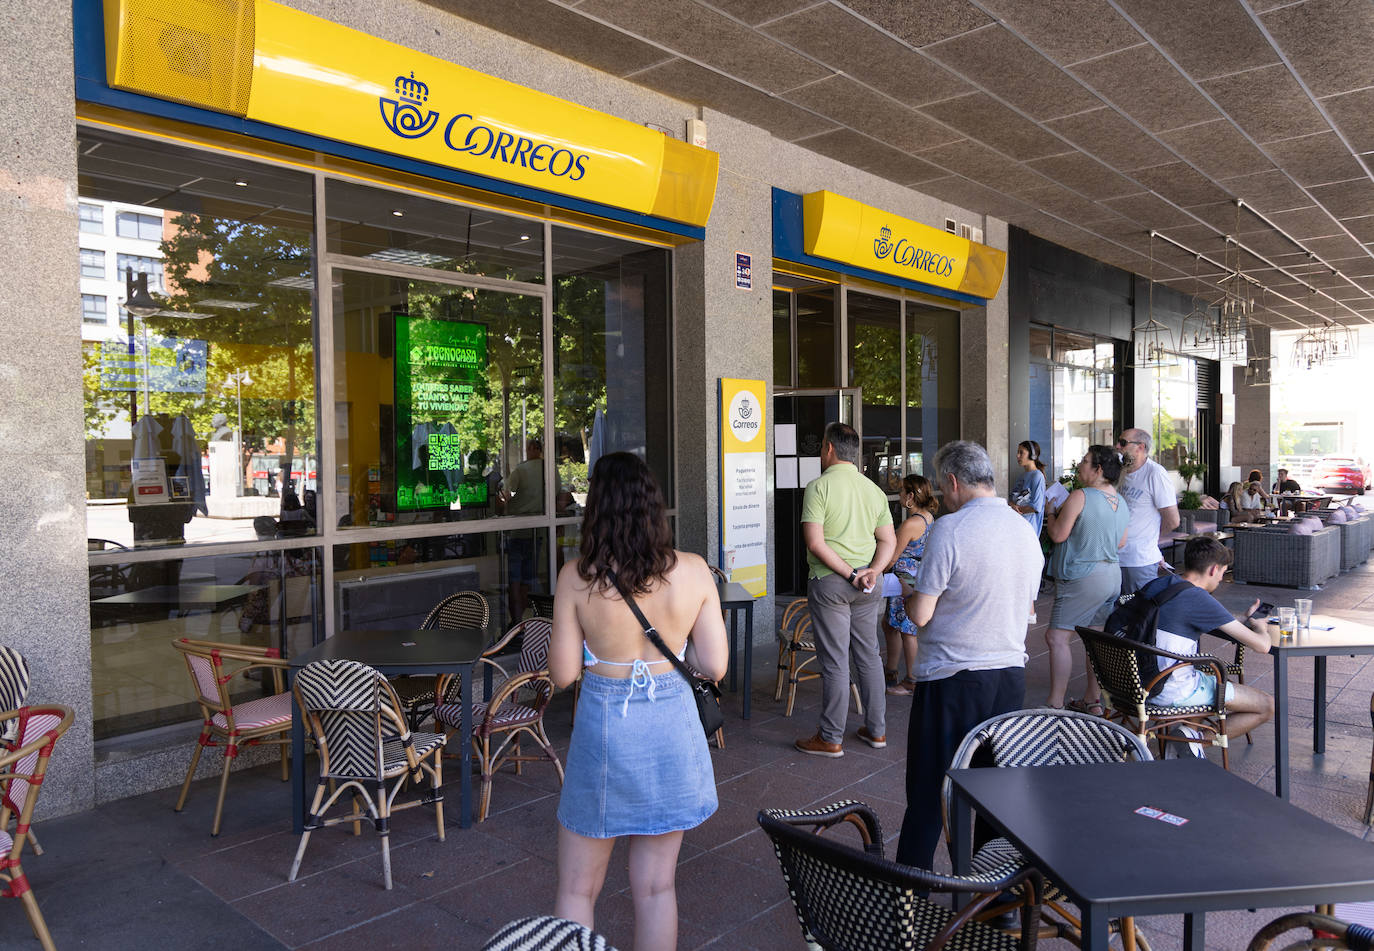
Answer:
[
  {"xmin": 1120, "ymin": 563, "xmax": 1161, "ymax": 595},
  {"xmin": 807, "ymin": 572, "xmax": 887, "ymax": 744}
]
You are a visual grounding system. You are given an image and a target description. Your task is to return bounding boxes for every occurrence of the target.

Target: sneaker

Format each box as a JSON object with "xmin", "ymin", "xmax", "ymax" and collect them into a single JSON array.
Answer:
[
  {"xmin": 856, "ymin": 726, "xmax": 887, "ymax": 749},
  {"xmin": 795, "ymin": 733, "xmax": 844, "ymax": 757}
]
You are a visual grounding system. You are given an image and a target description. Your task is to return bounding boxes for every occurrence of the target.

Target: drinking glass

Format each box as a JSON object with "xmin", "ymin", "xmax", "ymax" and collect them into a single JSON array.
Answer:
[
  {"xmin": 1278, "ymin": 606, "xmax": 1297, "ymax": 638},
  {"xmin": 1294, "ymin": 598, "xmax": 1313, "ymax": 631}
]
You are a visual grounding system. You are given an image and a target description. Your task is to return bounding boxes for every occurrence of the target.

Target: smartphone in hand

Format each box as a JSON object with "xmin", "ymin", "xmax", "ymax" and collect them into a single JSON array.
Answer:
[{"xmin": 1250, "ymin": 601, "xmax": 1275, "ymax": 620}]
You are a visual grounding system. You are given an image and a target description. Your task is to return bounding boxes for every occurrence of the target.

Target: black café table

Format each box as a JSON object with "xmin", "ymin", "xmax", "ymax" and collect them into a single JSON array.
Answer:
[
  {"xmin": 718, "ymin": 581, "xmax": 757, "ymax": 719},
  {"xmin": 950, "ymin": 758, "xmax": 1374, "ymax": 951},
  {"xmin": 289, "ymin": 627, "xmax": 486, "ymax": 833},
  {"xmin": 1269, "ymin": 613, "xmax": 1374, "ymax": 799},
  {"xmin": 90, "ymin": 583, "xmax": 260, "ymax": 614}
]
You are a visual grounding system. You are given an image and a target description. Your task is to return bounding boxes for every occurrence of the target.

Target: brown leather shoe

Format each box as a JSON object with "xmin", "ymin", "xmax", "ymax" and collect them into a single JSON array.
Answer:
[
  {"xmin": 794, "ymin": 733, "xmax": 844, "ymax": 757},
  {"xmin": 856, "ymin": 726, "xmax": 887, "ymax": 749}
]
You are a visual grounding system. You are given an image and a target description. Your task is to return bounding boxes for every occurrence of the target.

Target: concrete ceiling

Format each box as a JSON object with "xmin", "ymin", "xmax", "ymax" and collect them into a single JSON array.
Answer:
[{"xmin": 427, "ymin": 0, "xmax": 1374, "ymax": 329}]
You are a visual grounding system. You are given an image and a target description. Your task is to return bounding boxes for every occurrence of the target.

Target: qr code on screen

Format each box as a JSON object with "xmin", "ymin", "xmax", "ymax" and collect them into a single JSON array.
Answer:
[{"xmin": 429, "ymin": 433, "xmax": 462, "ymax": 471}]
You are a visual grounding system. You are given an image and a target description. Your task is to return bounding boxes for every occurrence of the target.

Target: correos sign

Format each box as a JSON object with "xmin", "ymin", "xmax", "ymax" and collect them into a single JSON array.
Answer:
[{"xmin": 728, "ymin": 391, "xmax": 762, "ymax": 443}]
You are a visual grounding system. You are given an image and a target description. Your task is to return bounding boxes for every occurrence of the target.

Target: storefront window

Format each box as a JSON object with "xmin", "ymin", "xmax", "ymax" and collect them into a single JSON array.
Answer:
[
  {"xmin": 332, "ymin": 528, "xmax": 548, "ymax": 638},
  {"xmin": 325, "ymin": 179, "xmax": 544, "ymax": 284},
  {"xmin": 1151, "ymin": 357, "xmax": 1198, "ymax": 471},
  {"xmin": 905, "ymin": 302, "xmax": 960, "ymax": 482},
  {"xmin": 773, "ymin": 289, "xmax": 791, "ymax": 386},
  {"xmin": 334, "ymin": 271, "xmax": 543, "ymax": 527},
  {"xmin": 79, "ymin": 129, "xmax": 318, "ymax": 550},
  {"xmin": 552, "ymin": 227, "xmax": 672, "ymax": 509},
  {"xmin": 90, "ymin": 547, "xmax": 320, "ymax": 740},
  {"xmin": 796, "ymin": 287, "xmax": 837, "ymax": 387},
  {"xmin": 1028, "ymin": 324, "xmax": 1118, "ymax": 482},
  {"xmin": 848, "ymin": 291, "xmax": 902, "ymax": 492}
]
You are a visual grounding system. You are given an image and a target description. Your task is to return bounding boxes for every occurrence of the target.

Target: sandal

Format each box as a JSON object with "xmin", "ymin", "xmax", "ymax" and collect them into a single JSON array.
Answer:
[
  {"xmin": 883, "ymin": 667, "xmax": 900, "ymax": 687},
  {"xmin": 1066, "ymin": 698, "xmax": 1106, "ymax": 716},
  {"xmin": 885, "ymin": 677, "xmax": 917, "ymax": 696}
]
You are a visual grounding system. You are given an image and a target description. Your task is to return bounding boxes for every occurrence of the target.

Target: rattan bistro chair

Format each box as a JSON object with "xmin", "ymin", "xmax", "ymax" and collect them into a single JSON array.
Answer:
[
  {"xmin": 773, "ymin": 599, "xmax": 863, "ymax": 718},
  {"xmin": 0, "ymin": 705, "xmax": 73, "ymax": 951},
  {"xmin": 391, "ymin": 590, "xmax": 491, "ymax": 730},
  {"xmin": 1248, "ymin": 912, "xmax": 1374, "ymax": 951},
  {"xmin": 290, "ymin": 659, "xmax": 446, "ymax": 890},
  {"xmin": 942, "ymin": 709, "xmax": 1152, "ymax": 950},
  {"xmin": 759, "ymin": 800, "xmax": 1042, "ymax": 951},
  {"xmin": 434, "ymin": 617, "xmax": 563, "ymax": 821},
  {"xmin": 1076, "ymin": 627, "xmax": 1231, "ymax": 767},
  {"xmin": 172, "ymin": 638, "xmax": 293, "ymax": 835}
]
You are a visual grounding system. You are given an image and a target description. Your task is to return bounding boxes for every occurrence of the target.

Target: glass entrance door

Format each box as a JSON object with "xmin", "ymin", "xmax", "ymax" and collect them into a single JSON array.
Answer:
[{"xmin": 772, "ymin": 388, "xmax": 861, "ymax": 596}]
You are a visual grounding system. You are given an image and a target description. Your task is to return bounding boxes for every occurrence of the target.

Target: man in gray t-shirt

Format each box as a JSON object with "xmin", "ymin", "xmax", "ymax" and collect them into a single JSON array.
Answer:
[{"xmin": 894, "ymin": 441, "xmax": 1043, "ymax": 871}]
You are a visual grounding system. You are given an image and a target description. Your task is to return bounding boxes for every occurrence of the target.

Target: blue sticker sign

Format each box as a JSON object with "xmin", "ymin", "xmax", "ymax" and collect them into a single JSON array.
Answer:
[{"xmin": 735, "ymin": 252, "xmax": 752, "ymax": 290}]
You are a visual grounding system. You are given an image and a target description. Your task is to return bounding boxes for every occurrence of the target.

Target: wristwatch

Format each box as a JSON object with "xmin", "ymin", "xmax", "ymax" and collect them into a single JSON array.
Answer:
[{"xmin": 848, "ymin": 568, "xmax": 859, "ymax": 583}]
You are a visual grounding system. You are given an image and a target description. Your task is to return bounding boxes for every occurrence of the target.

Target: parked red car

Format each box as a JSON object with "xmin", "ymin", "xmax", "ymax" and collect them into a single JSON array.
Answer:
[{"xmin": 1312, "ymin": 455, "xmax": 1371, "ymax": 495}]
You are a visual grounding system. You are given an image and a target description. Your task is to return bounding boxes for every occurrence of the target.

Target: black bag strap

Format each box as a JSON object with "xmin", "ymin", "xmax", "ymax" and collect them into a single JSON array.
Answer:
[
  {"xmin": 1147, "ymin": 578, "xmax": 1192, "ymax": 608},
  {"xmin": 606, "ymin": 569, "xmax": 700, "ymax": 686}
]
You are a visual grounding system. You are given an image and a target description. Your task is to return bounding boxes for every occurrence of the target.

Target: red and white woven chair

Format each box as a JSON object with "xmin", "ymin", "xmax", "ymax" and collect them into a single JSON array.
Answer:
[
  {"xmin": 172, "ymin": 638, "xmax": 294, "ymax": 836},
  {"xmin": 0, "ymin": 705, "xmax": 73, "ymax": 951},
  {"xmin": 0, "ymin": 647, "xmax": 43, "ymax": 856},
  {"xmin": 435, "ymin": 617, "xmax": 563, "ymax": 821}
]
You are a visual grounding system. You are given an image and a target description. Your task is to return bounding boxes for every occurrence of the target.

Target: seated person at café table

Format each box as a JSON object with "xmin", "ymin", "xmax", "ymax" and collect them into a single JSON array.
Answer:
[
  {"xmin": 1246, "ymin": 469, "xmax": 1273, "ymax": 506},
  {"xmin": 1132, "ymin": 536, "xmax": 1274, "ymax": 747},
  {"xmin": 1273, "ymin": 468, "xmax": 1302, "ymax": 495}
]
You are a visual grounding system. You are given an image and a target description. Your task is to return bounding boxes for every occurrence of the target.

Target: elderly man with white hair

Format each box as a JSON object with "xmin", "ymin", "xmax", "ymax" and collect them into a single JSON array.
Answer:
[
  {"xmin": 894, "ymin": 440, "xmax": 1043, "ymax": 871},
  {"xmin": 1115, "ymin": 427, "xmax": 1180, "ymax": 594}
]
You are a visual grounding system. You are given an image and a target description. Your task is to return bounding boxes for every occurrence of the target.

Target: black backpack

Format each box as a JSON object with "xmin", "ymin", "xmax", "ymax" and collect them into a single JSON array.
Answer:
[{"xmin": 1103, "ymin": 580, "xmax": 1192, "ymax": 698}]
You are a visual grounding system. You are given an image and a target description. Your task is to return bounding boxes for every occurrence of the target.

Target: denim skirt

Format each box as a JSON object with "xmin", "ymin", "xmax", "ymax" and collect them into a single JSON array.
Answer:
[{"xmin": 556, "ymin": 669, "xmax": 718, "ymax": 839}]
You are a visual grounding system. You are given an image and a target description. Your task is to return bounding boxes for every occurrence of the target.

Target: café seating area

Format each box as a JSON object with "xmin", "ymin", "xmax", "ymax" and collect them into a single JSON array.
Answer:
[{"xmin": 11, "ymin": 559, "xmax": 1374, "ymax": 950}]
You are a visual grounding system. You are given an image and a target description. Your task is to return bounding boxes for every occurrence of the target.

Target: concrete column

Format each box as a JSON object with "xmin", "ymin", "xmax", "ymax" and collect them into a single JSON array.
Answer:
[
  {"xmin": 962, "ymin": 217, "xmax": 1010, "ymax": 491},
  {"xmin": 0, "ymin": 1, "xmax": 93, "ymax": 816},
  {"xmin": 674, "ymin": 110, "xmax": 775, "ymax": 637},
  {"xmin": 1233, "ymin": 324, "xmax": 1273, "ymax": 479}
]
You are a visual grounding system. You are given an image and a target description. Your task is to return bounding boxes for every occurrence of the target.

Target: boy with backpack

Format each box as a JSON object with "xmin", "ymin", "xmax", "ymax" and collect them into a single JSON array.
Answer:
[{"xmin": 1108, "ymin": 536, "xmax": 1274, "ymax": 743}]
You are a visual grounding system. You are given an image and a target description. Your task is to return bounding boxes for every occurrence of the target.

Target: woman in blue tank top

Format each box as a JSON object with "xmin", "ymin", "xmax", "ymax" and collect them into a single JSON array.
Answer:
[{"xmin": 1043, "ymin": 445, "xmax": 1130, "ymax": 712}]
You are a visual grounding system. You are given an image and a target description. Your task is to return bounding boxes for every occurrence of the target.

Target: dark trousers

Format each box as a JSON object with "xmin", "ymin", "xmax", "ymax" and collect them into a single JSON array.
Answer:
[{"xmin": 895, "ymin": 667, "xmax": 1025, "ymax": 870}]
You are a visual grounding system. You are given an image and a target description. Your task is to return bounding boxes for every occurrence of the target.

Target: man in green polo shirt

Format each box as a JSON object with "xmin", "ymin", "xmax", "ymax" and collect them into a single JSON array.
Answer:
[{"xmin": 795, "ymin": 422, "xmax": 896, "ymax": 757}]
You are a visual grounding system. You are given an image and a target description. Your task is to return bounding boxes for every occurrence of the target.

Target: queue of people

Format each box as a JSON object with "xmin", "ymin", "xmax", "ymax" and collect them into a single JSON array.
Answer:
[{"xmin": 545, "ymin": 428, "xmax": 1276, "ymax": 945}]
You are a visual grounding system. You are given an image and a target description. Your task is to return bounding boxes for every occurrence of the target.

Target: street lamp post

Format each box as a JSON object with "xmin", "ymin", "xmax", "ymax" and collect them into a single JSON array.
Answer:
[{"xmin": 225, "ymin": 370, "xmax": 253, "ymax": 496}]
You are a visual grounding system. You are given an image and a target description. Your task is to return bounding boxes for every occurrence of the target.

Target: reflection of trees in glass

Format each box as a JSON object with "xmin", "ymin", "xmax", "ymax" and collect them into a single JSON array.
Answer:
[
  {"xmin": 554, "ymin": 273, "xmax": 609, "ymax": 491},
  {"xmin": 850, "ymin": 321, "xmax": 899, "ymax": 404},
  {"xmin": 84, "ymin": 212, "xmax": 316, "ymax": 493}
]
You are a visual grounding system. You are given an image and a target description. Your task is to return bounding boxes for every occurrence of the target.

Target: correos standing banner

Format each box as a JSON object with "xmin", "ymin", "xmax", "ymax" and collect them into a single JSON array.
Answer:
[{"xmin": 719, "ymin": 378, "xmax": 768, "ymax": 597}]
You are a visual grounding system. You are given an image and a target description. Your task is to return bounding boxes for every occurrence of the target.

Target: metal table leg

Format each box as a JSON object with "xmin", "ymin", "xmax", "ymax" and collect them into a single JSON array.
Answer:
[{"xmin": 1275, "ymin": 651, "xmax": 1290, "ymax": 799}]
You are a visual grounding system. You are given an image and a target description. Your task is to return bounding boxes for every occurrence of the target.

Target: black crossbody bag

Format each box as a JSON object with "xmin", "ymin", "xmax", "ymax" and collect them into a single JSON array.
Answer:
[{"xmin": 607, "ymin": 570, "xmax": 724, "ymax": 738}]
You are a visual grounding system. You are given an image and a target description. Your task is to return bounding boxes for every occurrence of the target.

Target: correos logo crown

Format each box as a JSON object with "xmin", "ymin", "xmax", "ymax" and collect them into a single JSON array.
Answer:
[
  {"xmin": 872, "ymin": 223, "xmax": 957, "ymax": 278},
  {"xmin": 379, "ymin": 70, "xmax": 590, "ymax": 182}
]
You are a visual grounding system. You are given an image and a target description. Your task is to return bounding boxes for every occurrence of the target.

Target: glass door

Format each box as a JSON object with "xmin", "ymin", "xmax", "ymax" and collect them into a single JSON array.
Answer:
[{"xmin": 772, "ymin": 387, "xmax": 861, "ymax": 596}]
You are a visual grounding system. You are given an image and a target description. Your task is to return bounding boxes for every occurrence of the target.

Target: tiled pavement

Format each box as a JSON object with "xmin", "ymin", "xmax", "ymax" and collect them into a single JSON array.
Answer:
[{"xmin": 20, "ymin": 564, "xmax": 1374, "ymax": 950}]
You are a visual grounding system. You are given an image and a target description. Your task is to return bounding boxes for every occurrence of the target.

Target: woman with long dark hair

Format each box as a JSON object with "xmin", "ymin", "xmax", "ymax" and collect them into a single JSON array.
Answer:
[
  {"xmin": 881, "ymin": 474, "xmax": 937, "ymax": 695},
  {"xmin": 1010, "ymin": 439, "xmax": 1047, "ymax": 537},
  {"xmin": 1043, "ymin": 445, "xmax": 1130, "ymax": 712},
  {"xmin": 550, "ymin": 451, "xmax": 728, "ymax": 949}
]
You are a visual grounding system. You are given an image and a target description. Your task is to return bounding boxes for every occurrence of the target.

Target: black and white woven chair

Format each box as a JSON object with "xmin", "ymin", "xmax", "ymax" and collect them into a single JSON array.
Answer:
[
  {"xmin": 391, "ymin": 590, "xmax": 490, "ymax": 730},
  {"xmin": 482, "ymin": 915, "xmax": 618, "ymax": 951},
  {"xmin": 0, "ymin": 646, "xmax": 41, "ymax": 855},
  {"xmin": 1077, "ymin": 626, "xmax": 1231, "ymax": 768},
  {"xmin": 0, "ymin": 647, "xmax": 31, "ymax": 744},
  {"xmin": 942, "ymin": 708, "xmax": 1152, "ymax": 950},
  {"xmin": 290, "ymin": 659, "xmax": 447, "ymax": 889},
  {"xmin": 435, "ymin": 617, "xmax": 563, "ymax": 821},
  {"xmin": 759, "ymin": 799, "xmax": 1042, "ymax": 951}
]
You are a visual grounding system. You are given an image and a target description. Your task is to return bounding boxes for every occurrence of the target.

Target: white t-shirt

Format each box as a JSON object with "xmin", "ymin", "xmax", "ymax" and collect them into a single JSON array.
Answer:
[
  {"xmin": 1118, "ymin": 458, "xmax": 1176, "ymax": 568},
  {"xmin": 1239, "ymin": 490, "xmax": 1263, "ymax": 510}
]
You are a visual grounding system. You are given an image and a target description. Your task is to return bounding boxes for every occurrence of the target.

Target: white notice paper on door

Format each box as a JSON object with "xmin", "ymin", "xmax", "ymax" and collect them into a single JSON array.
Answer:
[
  {"xmin": 774, "ymin": 423, "xmax": 796, "ymax": 456},
  {"xmin": 776, "ymin": 457, "xmax": 798, "ymax": 489},
  {"xmin": 798, "ymin": 456, "xmax": 822, "ymax": 487}
]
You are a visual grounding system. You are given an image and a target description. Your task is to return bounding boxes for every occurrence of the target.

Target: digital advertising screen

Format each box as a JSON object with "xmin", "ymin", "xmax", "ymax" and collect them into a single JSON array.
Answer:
[{"xmin": 393, "ymin": 313, "xmax": 488, "ymax": 511}]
